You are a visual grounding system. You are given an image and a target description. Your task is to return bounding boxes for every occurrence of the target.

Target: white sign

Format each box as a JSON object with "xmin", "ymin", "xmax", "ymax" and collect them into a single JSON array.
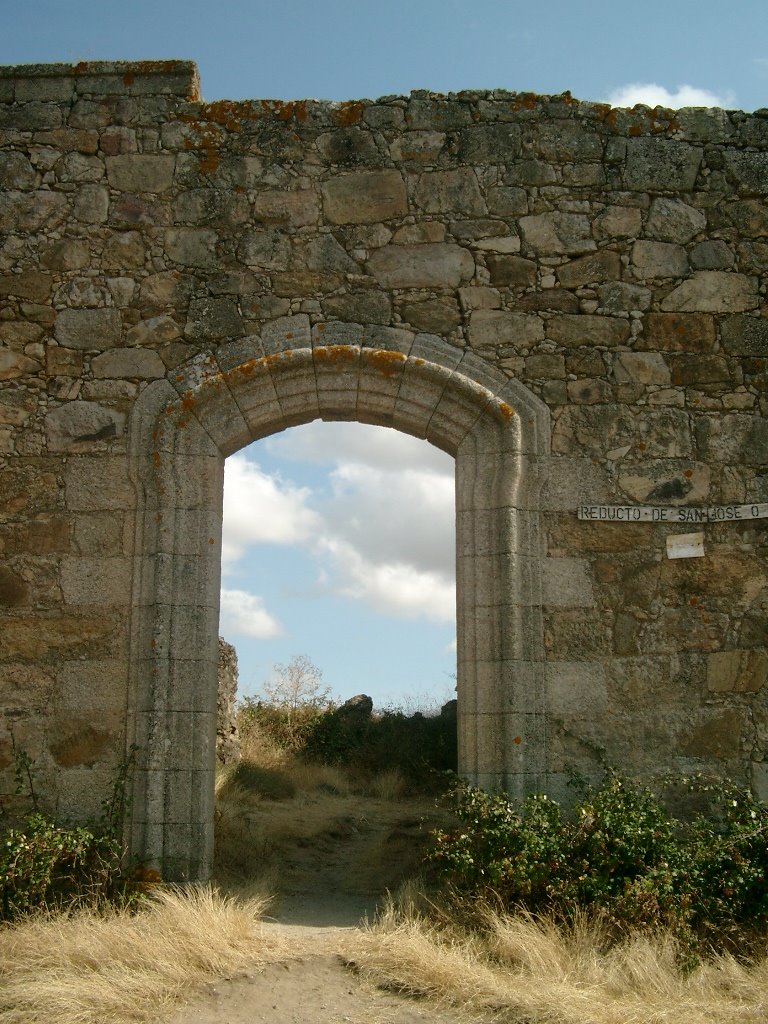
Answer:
[
  {"xmin": 666, "ymin": 532, "xmax": 705, "ymax": 559},
  {"xmin": 578, "ymin": 503, "xmax": 768, "ymax": 524}
]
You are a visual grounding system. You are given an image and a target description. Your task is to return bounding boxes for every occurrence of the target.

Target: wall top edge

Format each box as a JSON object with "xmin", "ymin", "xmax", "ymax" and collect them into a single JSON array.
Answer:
[
  {"xmin": 0, "ymin": 60, "xmax": 200, "ymax": 98},
  {"xmin": 0, "ymin": 61, "xmax": 766, "ymax": 119}
]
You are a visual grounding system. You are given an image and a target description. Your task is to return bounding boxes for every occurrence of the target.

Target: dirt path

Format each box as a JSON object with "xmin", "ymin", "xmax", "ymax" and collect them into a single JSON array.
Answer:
[
  {"xmin": 165, "ymin": 923, "xmax": 468, "ymax": 1024},
  {"xmin": 166, "ymin": 794, "xmax": 472, "ymax": 1023}
]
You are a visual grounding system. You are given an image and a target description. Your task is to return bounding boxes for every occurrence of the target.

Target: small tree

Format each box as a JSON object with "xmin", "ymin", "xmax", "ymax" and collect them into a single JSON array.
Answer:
[{"xmin": 258, "ymin": 655, "xmax": 332, "ymax": 750}]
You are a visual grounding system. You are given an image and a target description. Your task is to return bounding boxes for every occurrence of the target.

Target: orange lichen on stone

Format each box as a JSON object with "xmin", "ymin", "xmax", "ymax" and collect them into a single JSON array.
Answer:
[
  {"xmin": 181, "ymin": 394, "xmax": 196, "ymax": 411},
  {"xmin": 314, "ymin": 345, "xmax": 358, "ymax": 365},
  {"xmin": 262, "ymin": 99, "xmax": 308, "ymax": 123},
  {"xmin": 512, "ymin": 93, "xmax": 538, "ymax": 111},
  {"xmin": 333, "ymin": 101, "xmax": 365, "ymax": 126},
  {"xmin": 496, "ymin": 401, "xmax": 516, "ymax": 422},
  {"xmin": 364, "ymin": 348, "xmax": 407, "ymax": 378},
  {"xmin": 197, "ymin": 100, "xmax": 246, "ymax": 132}
]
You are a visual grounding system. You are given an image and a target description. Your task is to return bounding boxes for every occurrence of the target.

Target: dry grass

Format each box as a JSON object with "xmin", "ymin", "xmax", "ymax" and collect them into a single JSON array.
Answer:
[
  {"xmin": 214, "ymin": 723, "xmax": 449, "ymax": 893},
  {"xmin": 0, "ymin": 886, "xmax": 292, "ymax": 1024},
  {"xmin": 353, "ymin": 898, "xmax": 768, "ymax": 1024}
]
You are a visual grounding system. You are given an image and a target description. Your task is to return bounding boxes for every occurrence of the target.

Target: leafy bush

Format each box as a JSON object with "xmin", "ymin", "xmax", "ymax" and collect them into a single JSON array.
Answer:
[
  {"xmin": 237, "ymin": 697, "xmax": 457, "ymax": 789},
  {"xmin": 0, "ymin": 813, "xmax": 125, "ymax": 920},
  {"xmin": 429, "ymin": 771, "xmax": 768, "ymax": 953},
  {"xmin": 0, "ymin": 744, "xmax": 140, "ymax": 921}
]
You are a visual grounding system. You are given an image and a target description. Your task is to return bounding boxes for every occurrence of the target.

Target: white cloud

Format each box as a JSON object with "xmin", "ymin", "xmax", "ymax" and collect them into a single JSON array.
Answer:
[
  {"xmin": 265, "ymin": 420, "xmax": 453, "ymax": 476},
  {"xmin": 223, "ymin": 422, "xmax": 456, "ymax": 625},
  {"xmin": 325, "ymin": 462, "xmax": 455, "ymax": 575},
  {"xmin": 221, "ymin": 453, "xmax": 320, "ymax": 568},
  {"xmin": 220, "ymin": 588, "xmax": 284, "ymax": 638},
  {"xmin": 318, "ymin": 536, "xmax": 455, "ymax": 623},
  {"xmin": 606, "ymin": 83, "xmax": 735, "ymax": 110}
]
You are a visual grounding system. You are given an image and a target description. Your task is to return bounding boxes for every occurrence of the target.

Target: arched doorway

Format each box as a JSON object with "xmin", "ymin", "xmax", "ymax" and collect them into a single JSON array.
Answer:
[{"xmin": 127, "ymin": 322, "xmax": 549, "ymax": 880}]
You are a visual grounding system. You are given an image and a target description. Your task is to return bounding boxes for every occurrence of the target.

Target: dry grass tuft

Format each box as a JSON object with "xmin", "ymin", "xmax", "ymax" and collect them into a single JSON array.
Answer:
[
  {"xmin": 354, "ymin": 899, "xmax": 768, "ymax": 1024},
  {"xmin": 0, "ymin": 886, "xmax": 291, "ymax": 1024}
]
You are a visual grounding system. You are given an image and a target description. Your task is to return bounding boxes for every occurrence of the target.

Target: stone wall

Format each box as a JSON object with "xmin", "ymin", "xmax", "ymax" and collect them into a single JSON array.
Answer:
[
  {"xmin": 216, "ymin": 636, "xmax": 240, "ymax": 766},
  {"xmin": 0, "ymin": 60, "xmax": 766, "ymax": 878}
]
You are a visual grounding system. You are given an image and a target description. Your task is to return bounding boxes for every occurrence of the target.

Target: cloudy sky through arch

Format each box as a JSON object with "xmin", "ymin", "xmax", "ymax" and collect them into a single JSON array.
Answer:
[{"xmin": 220, "ymin": 422, "xmax": 457, "ymax": 707}]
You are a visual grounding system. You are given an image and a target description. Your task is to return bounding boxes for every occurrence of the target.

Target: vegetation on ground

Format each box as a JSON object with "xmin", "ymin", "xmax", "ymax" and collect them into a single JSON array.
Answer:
[
  {"xmin": 0, "ymin": 742, "xmax": 139, "ymax": 922},
  {"xmin": 236, "ymin": 656, "xmax": 457, "ymax": 792},
  {"xmin": 356, "ymin": 895, "xmax": 768, "ymax": 1024},
  {"xmin": 428, "ymin": 771, "xmax": 768, "ymax": 959},
  {"xmin": 0, "ymin": 886, "xmax": 284, "ymax": 1024}
]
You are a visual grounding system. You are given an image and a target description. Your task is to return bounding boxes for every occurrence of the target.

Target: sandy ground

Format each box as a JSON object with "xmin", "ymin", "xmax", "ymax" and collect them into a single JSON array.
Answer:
[
  {"xmin": 165, "ymin": 794, "xmax": 473, "ymax": 1023},
  {"xmin": 165, "ymin": 923, "xmax": 469, "ymax": 1024}
]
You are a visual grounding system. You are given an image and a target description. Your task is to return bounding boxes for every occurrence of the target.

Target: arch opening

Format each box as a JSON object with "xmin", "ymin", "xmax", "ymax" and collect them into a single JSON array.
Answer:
[{"xmin": 127, "ymin": 323, "xmax": 550, "ymax": 880}]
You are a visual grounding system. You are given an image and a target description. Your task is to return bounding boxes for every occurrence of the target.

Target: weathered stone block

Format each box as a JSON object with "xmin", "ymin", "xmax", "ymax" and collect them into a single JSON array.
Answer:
[
  {"xmin": 413, "ymin": 168, "xmax": 486, "ymax": 216},
  {"xmin": 708, "ymin": 650, "xmax": 768, "ymax": 693},
  {"xmin": 41, "ymin": 238, "xmax": 90, "ymax": 271},
  {"xmin": 368, "ymin": 243, "xmax": 474, "ymax": 289},
  {"xmin": 184, "ymin": 297, "xmax": 243, "ymax": 343},
  {"xmin": 106, "ymin": 154, "xmax": 175, "ymax": 192},
  {"xmin": 468, "ymin": 310, "xmax": 544, "ymax": 350},
  {"xmin": 237, "ymin": 229, "xmax": 290, "ymax": 271},
  {"xmin": 556, "ymin": 250, "xmax": 620, "ymax": 288},
  {"xmin": 612, "ymin": 351, "xmax": 670, "ymax": 385},
  {"xmin": 486, "ymin": 254, "xmax": 536, "ymax": 287},
  {"xmin": 302, "ymin": 234, "xmax": 359, "ymax": 275},
  {"xmin": 520, "ymin": 212, "xmax": 595, "ymax": 255},
  {"xmin": 0, "ymin": 566, "xmax": 31, "ymax": 607},
  {"xmin": 91, "ymin": 348, "xmax": 166, "ymax": 379},
  {"xmin": 592, "ymin": 205, "xmax": 642, "ymax": 240},
  {"xmin": 54, "ymin": 308, "xmax": 121, "ymax": 350},
  {"xmin": 400, "ymin": 296, "xmax": 461, "ymax": 333},
  {"xmin": 0, "ymin": 189, "xmax": 67, "ymax": 231},
  {"xmin": 316, "ymin": 128, "xmax": 381, "ymax": 166},
  {"xmin": 644, "ymin": 197, "xmax": 707, "ymax": 243},
  {"xmin": 72, "ymin": 184, "xmax": 109, "ymax": 224},
  {"xmin": 660, "ymin": 271, "xmax": 759, "ymax": 313},
  {"xmin": 457, "ymin": 124, "xmax": 522, "ymax": 163},
  {"xmin": 668, "ymin": 354, "xmax": 730, "ymax": 385},
  {"xmin": 720, "ymin": 315, "xmax": 768, "ymax": 356},
  {"xmin": 251, "ymin": 188, "xmax": 320, "ymax": 227},
  {"xmin": 631, "ymin": 239, "xmax": 688, "ymax": 279},
  {"xmin": 680, "ymin": 709, "xmax": 742, "ymax": 761},
  {"xmin": 64, "ymin": 457, "xmax": 134, "ymax": 511},
  {"xmin": 165, "ymin": 228, "xmax": 218, "ymax": 269},
  {"xmin": 638, "ymin": 312, "xmax": 716, "ymax": 353},
  {"xmin": 597, "ymin": 281, "xmax": 651, "ymax": 313},
  {"xmin": 623, "ymin": 138, "xmax": 702, "ymax": 191},
  {"xmin": 547, "ymin": 314, "xmax": 630, "ymax": 348},
  {"xmin": 695, "ymin": 412, "xmax": 768, "ymax": 465},
  {"xmin": 389, "ymin": 131, "xmax": 445, "ymax": 163},
  {"xmin": 60, "ymin": 557, "xmax": 131, "ymax": 606},
  {"xmin": 0, "ymin": 271, "xmax": 52, "ymax": 302},
  {"xmin": 537, "ymin": 121, "xmax": 603, "ymax": 162},
  {"xmin": 102, "ymin": 230, "xmax": 145, "ymax": 270},
  {"xmin": 45, "ymin": 401, "xmax": 125, "ymax": 451},
  {"xmin": 0, "ymin": 152, "xmax": 36, "ymax": 189},
  {"xmin": 723, "ymin": 150, "xmax": 768, "ymax": 194},
  {"xmin": 543, "ymin": 558, "xmax": 595, "ymax": 608},
  {"xmin": 406, "ymin": 99, "xmax": 473, "ymax": 130},
  {"xmin": 322, "ymin": 170, "xmax": 407, "ymax": 224},
  {"xmin": 486, "ymin": 186, "xmax": 528, "ymax": 217},
  {"xmin": 689, "ymin": 240, "xmax": 734, "ymax": 270}
]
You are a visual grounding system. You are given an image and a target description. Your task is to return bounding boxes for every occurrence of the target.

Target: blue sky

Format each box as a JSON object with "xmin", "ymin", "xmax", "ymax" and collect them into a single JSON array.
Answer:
[{"xmin": 3, "ymin": 0, "xmax": 766, "ymax": 707}]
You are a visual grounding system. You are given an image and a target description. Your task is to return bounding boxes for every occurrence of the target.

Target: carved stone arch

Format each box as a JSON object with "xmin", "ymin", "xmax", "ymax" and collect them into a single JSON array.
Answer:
[{"xmin": 127, "ymin": 321, "xmax": 550, "ymax": 880}]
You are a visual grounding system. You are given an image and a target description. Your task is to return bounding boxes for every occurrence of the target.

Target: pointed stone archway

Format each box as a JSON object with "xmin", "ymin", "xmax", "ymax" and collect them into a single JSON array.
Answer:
[{"xmin": 127, "ymin": 321, "xmax": 550, "ymax": 880}]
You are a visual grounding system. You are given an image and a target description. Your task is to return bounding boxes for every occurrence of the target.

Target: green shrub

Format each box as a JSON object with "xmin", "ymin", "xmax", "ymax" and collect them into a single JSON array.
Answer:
[
  {"xmin": 237, "ymin": 696, "xmax": 457, "ymax": 789},
  {"xmin": 429, "ymin": 771, "xmax": 768, "ymax": 952},
  {"xmin": 0, "ymin": 744, "xmax": 140, "ymax": 921}
]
